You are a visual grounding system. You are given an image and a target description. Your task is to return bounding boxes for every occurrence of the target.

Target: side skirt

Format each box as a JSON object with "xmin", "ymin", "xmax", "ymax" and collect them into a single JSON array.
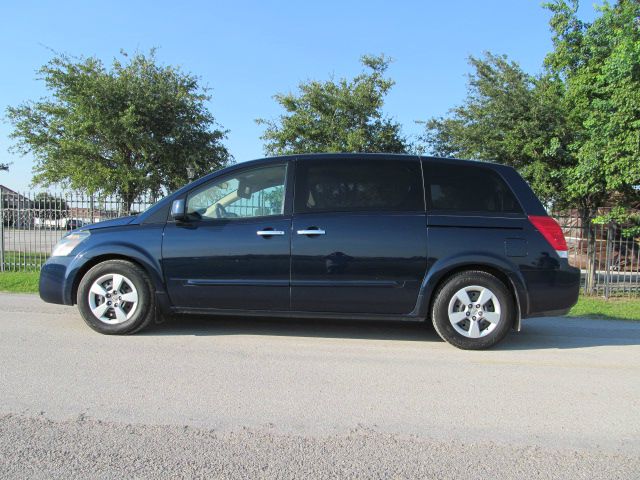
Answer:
[{"xmin": 170, "ymin": 307, "xmax": 426, "ymax": 323}]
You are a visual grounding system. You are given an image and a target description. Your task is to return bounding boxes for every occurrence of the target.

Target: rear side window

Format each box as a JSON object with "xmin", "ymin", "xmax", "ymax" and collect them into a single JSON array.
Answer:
[
  {"xmin": 294, "ymin": 159, "xmax": 424, "ymax": 214},
  {"xmin": 424, "ymin": 162, "xmax": 522, "ymax": 214}
]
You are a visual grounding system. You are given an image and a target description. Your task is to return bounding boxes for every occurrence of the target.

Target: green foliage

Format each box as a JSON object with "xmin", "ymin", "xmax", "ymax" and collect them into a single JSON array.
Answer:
[
  {"xmin": 593, "ymin": 206, "xmax": 640, "ymax": 238},
  {"xmin": 33, "ymin": 191, "xmax": 67, "ymax": 208},
  {"xmin": 7, "ymin": 50, "xmax": 231, "ymax": 208},
  {"xmin": 422, "ymin": 1, "xmax": 640, "ymax": 214},
  {"xmin": 545, "ymin": 0, "xmax": 640, "ymax": 208},
  {"xmin": 257, "ymin": 55, "xmax": 408, "ymax": 155},
  {"xmin": 422, "ymin": 53, "xmax": 573, "ymax": 205}
]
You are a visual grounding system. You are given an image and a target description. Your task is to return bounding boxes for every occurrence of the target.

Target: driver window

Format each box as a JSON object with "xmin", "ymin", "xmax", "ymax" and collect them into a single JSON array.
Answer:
[{"xmin": 186, "ymin": 164, "xmax": 287, "ymax": 220}]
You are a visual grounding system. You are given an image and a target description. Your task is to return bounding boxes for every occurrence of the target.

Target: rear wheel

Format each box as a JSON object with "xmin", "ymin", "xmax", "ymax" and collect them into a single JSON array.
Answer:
[
  {"xmin": 431, "ymin": 271, "xmax": 515, "ymax": 350},
  {"xmin": 77, "ymin": 260, "xmax": 155, "ymax": 335}
]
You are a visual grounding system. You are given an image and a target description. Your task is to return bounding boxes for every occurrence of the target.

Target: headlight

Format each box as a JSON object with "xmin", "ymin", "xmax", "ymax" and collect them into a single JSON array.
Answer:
[{"xmin": 51, "ymin": 230, "xmax": 91, "ymax": 257}]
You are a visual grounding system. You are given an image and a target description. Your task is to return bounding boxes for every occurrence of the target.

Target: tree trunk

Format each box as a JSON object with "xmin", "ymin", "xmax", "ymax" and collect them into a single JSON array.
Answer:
[
  {"xmin": 579, "ymin": 205, "xmax": 597, "ymax": 295},
  {"xmin": 120, "ymin": 192, "xmax": 136, "ymax": 217}
]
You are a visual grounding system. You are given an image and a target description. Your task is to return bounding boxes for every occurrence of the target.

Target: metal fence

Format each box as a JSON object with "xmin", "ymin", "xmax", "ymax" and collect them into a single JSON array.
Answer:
[
  {"xmin": 2, "ymin": 190, "xmax": 639, "ymax": 297},
  {"xmin": 0, "ymin": 190, "xmax": 156, "ymax": 272},
  {"xmin": 554, "ymin": 209, "xmax": 640, "ymax": 298}
]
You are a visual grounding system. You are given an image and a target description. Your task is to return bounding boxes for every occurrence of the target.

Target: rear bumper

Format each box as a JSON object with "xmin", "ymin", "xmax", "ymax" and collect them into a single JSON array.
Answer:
[
  {"xmin": 39, "ymin": 256, "xmax": 76, "ymax": 305},
  {"xmin": 523, "ymin": 262, "xmax": 580, "ymax": 318}
]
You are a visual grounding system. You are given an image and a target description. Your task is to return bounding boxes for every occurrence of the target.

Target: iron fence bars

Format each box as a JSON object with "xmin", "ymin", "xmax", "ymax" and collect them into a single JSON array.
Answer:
[
  {"xmin": 0, "ymin": 191, "xmax": 156, "ymax": 272},
  {"xmin": 553, "ymin": 208, "xmax": 640, "ymax": 298}
]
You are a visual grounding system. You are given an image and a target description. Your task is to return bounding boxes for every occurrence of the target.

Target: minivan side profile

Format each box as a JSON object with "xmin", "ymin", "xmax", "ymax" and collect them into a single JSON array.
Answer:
[{"xmin": 39, "ymin": 154, "xmax": 580, "ymax": 349}]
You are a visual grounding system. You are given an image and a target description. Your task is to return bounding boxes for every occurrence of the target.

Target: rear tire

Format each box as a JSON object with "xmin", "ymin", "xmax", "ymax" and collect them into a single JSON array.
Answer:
[
  {"xmin": 431, "ymin": 270, "xmax": 515, "ymax": 350},
  {"xmin": 77, "ymin": 260, "xmax": 155, "ymax": 335}
]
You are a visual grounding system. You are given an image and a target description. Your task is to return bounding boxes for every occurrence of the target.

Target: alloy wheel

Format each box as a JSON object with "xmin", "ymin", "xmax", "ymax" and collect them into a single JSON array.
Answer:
[
  {"xmin": 87, "ymin": 273, "xmax": 139, "ymax": 324},
  {"xmin": 447, "ymin": 285, "xmax": 501, "ymax": 338}
]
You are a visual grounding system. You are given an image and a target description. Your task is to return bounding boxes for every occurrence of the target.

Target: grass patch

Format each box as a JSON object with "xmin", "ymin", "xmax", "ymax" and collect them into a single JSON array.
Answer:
[
  {"xmin": 2, "ymin": 251, "xmax": 47, "ymax": 270},
  {"xmin": 0, "ymin": 271, "xmax": 40, "ymax": 293},
  {"xmin": 569, "ymin": 296, "xmax": 640, "ymax": 321}
]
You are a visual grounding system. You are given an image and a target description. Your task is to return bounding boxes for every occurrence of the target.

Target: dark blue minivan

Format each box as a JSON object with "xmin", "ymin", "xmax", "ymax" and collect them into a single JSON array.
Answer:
[{"xmin": 39, "ymin": 154, "xmax": 580, "ymax": 349}]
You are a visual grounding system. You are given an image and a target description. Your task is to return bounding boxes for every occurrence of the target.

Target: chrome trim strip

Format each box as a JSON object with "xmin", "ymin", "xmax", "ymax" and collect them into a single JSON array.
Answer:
[{"xmin": 183, "ymin": 279, "xmax": 289, "ymax": 287}]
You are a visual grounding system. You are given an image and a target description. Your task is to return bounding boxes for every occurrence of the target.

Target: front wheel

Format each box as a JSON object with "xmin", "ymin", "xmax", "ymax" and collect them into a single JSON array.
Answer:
[
  {"xmin": 77, "ymin": 259, "xmax": 155, "ymax": 335},
  {"xmin": 431, "ymin": 271, "xmax": 515, "ymax": 350}
]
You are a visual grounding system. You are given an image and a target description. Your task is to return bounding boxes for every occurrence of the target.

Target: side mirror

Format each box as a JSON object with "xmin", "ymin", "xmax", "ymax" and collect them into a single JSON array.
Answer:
[{"xmin": 170, "ymin": 199, "xmax": 187, "ymax": 221}]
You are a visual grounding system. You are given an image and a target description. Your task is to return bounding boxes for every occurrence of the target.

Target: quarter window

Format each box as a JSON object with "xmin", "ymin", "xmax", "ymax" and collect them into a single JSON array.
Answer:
[
  {"xmin": 294, "ymin": 159, "xmax": 424, "ymax": 213},
  {"xmin": 187, "ymin": 164, "xmax": 287, "ymax": 220},
  {"xmin": 424, "ymin": 163, "xmax": 522, "ymax": 213}
]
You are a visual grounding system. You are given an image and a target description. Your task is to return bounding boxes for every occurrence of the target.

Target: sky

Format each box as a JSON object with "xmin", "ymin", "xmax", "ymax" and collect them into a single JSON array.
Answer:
[{"xmin": 0, "ymin": 0, "xmax": 600, "ymax": 192}]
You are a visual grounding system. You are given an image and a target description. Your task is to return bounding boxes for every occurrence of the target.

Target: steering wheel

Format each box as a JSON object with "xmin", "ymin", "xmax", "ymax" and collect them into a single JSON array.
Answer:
[{"xmin": 214, "ymin": 203, "xmax": 227, "ymax": 219}]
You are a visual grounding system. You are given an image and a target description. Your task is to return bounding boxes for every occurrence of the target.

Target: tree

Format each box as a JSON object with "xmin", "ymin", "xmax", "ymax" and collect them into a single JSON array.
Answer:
[
  {"xmin": 0, "ymin": 164, "xmax": 8, "ymax": 171},
  {"xmin": 7, "ymin": 50, "xmax": 231, "ymax": 212},
  {"xmin": 422, "ymin": 53, "xmax": 574, "ymax": 206},
  {"xmin": 544, "ymin": 0, "xmax": 640, "ymax": 215},
  {"xmin": 544, "ymin": 0, "xmax": 640, "ymax": 290},
  {"xmin": 257, "ymin": 55, "xmax": 408, "ymax": 155}
]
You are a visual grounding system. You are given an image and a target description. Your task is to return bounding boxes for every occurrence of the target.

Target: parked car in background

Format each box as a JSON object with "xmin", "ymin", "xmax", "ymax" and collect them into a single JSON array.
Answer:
[
  {"xmin": 65, "ymin": 218, "xmax": 85, "ymax": 230},
  {"xmin": 39, "ymin": 154, "xmax": 580, "ymax": 349}
]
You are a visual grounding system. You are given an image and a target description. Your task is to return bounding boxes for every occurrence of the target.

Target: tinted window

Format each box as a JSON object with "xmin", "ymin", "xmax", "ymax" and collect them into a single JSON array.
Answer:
[
  {"xmin": 424, "ymin": 163, "xmax": 522, "ymax": 213},
  {"xmin": 187, "ymin": 164, "xmax": 286, "ymax": 220},
  {"xmin": 294, "ymin": 159, "xmax": 424, "ymax": 213}
]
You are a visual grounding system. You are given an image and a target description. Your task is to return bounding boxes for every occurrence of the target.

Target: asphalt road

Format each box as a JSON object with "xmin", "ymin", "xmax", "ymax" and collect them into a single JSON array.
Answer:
[{"xmin": 1, "ymin": 293, "xmax": 639, "ymax": 479}]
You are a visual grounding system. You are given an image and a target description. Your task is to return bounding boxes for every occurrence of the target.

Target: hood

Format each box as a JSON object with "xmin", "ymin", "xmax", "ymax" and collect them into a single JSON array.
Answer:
[{"xmin": 80, "ymin": 215, "xmax": 137, "ymax": 231}]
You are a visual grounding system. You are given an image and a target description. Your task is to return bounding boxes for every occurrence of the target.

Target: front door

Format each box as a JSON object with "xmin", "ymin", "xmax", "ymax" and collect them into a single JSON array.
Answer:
[
  {"xmin": 290, "ymin": 158, "xmax": 428, "ymax": 315},
  {"xmin": 162, "ymin": 162, "xmax": 291, "ymax": 311}
]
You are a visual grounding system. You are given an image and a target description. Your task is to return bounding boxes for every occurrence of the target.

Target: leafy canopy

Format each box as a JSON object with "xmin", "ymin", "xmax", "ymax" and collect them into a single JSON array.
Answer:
[
  {"xmin": 422, "ymin": 53, "xmax": 573, "ymax": 205},
  {"xmin": 544, "ymin": 0, "xmax": 640, "ymax": 209},
  {"xmin": 257, "ymin": 55, "xmax": 408, "ymax": 155},
  {"xmin": 7, "ymin": 50, "xmax": 230, "ymax": 206},
  {"xmin": 422, "ymin": 0, "xmax": 640, "ymax": 213}
]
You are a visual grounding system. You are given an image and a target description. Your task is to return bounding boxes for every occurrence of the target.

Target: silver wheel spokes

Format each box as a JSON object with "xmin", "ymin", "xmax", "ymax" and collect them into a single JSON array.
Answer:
[
  {"xmin": 88, "ymin": 273, "xmax": 138, "ymax": 325},
  {"xmin": 447, "ymin": 285, "xmax": 501, "ymax": 339}
]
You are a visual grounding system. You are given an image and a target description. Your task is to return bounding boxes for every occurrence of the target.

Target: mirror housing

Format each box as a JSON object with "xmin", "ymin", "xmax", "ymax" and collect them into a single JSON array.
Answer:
[{"xmin": 170, "ymin": 198, "xmax": 187, "ymax": 221}]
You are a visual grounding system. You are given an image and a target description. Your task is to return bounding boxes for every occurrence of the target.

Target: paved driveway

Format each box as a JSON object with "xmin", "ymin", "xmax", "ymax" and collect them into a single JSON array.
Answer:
[{"xmin": 1, "ymin": 293, "xmax": 638, "ymax": 478}]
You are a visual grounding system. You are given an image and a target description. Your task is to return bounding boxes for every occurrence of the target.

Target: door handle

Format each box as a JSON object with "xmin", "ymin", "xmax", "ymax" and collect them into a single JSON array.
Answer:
[
  {"xmin": 297, "ymin": 229, "xmax": 326, "ymax": 235},
  {"xmin": 257, "ymin": 230, "xmax": 285, "ymax": 236}
]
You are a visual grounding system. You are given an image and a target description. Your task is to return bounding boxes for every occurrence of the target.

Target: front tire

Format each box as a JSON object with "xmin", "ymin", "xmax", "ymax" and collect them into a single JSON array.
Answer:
[
  {"xmin": 77, "ymin": 259, "xmax": 155, "ymax": 335},
  {"xmin": 431, "ymin": 271, "xmax": 515, "ymax": 350}
]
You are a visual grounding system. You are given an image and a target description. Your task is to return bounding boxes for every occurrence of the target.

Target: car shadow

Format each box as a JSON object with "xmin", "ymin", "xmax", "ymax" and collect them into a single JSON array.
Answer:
[
  {"xmin": 143, "ymin": 315, "xmax": 440, "ymax": 343},
  {"xmin": 140, "ymin": 314, "xmax": 640, "ymax": 350}
]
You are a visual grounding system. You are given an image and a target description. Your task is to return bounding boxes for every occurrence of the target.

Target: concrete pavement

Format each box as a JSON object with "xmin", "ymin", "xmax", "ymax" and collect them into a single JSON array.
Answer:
[{"xmin": 1, "ymin": 293, "xmax": 639, "ymax": 478}]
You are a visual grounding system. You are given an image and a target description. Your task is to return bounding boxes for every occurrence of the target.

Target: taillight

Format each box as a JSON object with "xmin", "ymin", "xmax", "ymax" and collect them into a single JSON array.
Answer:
[{"xmin": 528, "ymin": 215, "xmax": 568, "ymax": 258}]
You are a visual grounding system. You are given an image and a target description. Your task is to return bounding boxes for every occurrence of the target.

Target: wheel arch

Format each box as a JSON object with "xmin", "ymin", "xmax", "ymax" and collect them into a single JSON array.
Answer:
[
  {"xmin": 69, "ymin": 251, "xmax": 164, "ymax": 306},
  {"xmin": 416, "ymin": 258, "xmax": 528, "ymax": 331}
]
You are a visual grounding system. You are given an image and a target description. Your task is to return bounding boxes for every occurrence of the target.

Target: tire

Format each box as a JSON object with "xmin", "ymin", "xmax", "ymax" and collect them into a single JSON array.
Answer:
[
  {"xmin": 431, "ymin": 270, "xmax": 515, "ymax": 350},
  {"xmin": 77, "ymin": 259, "xmax": 155, "ymax": 335}
]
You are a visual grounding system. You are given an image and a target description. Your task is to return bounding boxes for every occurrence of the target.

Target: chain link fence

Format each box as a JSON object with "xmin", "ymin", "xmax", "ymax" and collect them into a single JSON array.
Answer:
[{"xmin": 2, "ymin": 190, "xmax": 639, "ymax": 297}]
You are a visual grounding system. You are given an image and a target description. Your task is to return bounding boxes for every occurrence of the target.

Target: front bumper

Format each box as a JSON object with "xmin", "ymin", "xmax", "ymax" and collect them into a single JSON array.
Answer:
[{"xmin": 39, "ymin": 256, "xmax": 76, "ymax": 305}]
